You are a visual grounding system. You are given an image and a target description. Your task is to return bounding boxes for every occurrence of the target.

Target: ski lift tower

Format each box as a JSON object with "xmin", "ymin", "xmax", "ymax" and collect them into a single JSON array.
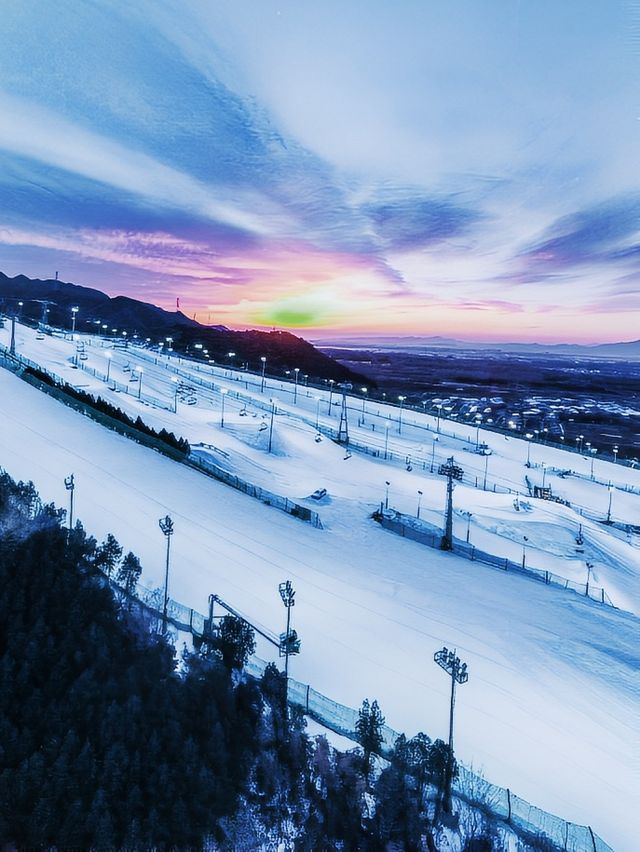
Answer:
[
  {"xmin": 438, "ymin": 456, "xmax": 464, "ymax": 550},
  {"xmin": 337, "ymin": 382, "xmax": 352, "ymax": 447}
]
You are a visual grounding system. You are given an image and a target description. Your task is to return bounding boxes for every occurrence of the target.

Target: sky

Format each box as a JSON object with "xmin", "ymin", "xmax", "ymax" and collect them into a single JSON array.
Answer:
[{"xmin": 0, "ymin": 0, "xmax": 639, "ymax": 343}]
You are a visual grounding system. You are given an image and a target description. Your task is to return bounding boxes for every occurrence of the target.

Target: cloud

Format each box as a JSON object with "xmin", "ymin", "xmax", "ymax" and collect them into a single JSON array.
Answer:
[
  {"xmin": 521, "ymin": 195, "xmax": 640, "ymax": 269},
  {"xmin": 365, "ymin": 194, "xmax": 483, "ymax": 251},
  {"xmin": 0, "ymin": 92, "xmax": 276, "ymax": 237}
]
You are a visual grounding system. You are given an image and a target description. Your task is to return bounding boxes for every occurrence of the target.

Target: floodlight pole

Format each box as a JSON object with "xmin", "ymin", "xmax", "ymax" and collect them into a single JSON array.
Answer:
[
  {"xmin": 260, "ymin": 356, "xmax": 266, "ymax": 392},
  {"xmin": 268, "ymin": 399, "xmax": 276, "ymax": 453},
  {"xmin": 327, "ymin": 379, "xmax": 335, "ymax": 415},
  {"xmin": 279, "ymin": 580, "xmax": 297, "ymax": 717},
  {"xmin": 64, "ymin": 474, "xmax": 75, "ymax": 531},
  {"xmin": 293, "ymin": 367, "xmax": 300, "ymax": 403},
  {"xmin": 220, "ymin": 389, "xmax": 227, "ymax": 428},
  {"xmin": 159, "ymin": 515, "xmax": 174, "ymax": 634},
  {"xmin": 398, "ymin": 396, "xmax": 406, "ymax": 434},
  {"xmin": 434, "ymin": 647, "xmax": 469, "ymax": 814}
]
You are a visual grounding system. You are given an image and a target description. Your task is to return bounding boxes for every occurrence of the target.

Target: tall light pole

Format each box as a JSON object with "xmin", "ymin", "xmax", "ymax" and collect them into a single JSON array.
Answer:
[
  {"xmin": 463, "ymin": 511, "xmax": 472, "ymax": 543},
  {"xmin": 541, "ymin": 462, "xmax": 547, "ymax": 490},
  {"xmin": 474, "ymin": 415, "xmax": 482, "ymax": 450},
  {"xmin": 360, "ymin": 386, "xmax": 368, "ymax": 425},
  {"xmin": 398, "ymin": 395, "xmax": 406, "ymax": 434},
  {"xmin": 171, "ymin": 376, "xmax": 179, "ymax": 412},
  {"xmin": 314, "ymin": 396, "xmax": 321, "ymax": 430},
  {"xmin": 525, "ymin": 433, "xmax": 533, "ymax": 467},
  {"xmin": 606, "ymin": 482, "xmax": 613, "ymax": 524},
  {"xmin": 327, "ymin": 379, "xmax": 335, "ymax": 415},
  {"xmin": 436, "ymin": 403, "xmax": 442, "ymax": 434},
  {"xmin": 105, "ymin": 351, "xmax": 112, "ymax": 383},
  {"xmin": 613, "ymin": 445, "xmax": 619, "ymax": 464},
  {"xmin": 522, "ymin": 535, "xmax": 528, "ymax": 568},
  {"xmin": 268, "ymin": 398, "xmax": 276, "ymax": 453},
  {"xmin": 71, "ymin": 306, "xmax": 79, "ymax": 339},
  {"xmin": 64, "ymin": 474, "xmax": 75, "ymax": 531},
  {"xmin": 279, "ymin": 580, "xmax": 300, "ymax": 716},
  {"xmin": 434, "ymin": 647, "xmax": 468, "ymax": 814},
  {"xmin": 260, "ymin": 356, "xmax": 267, "ymax": 392},
  {"xmin": 384, "ymin": 423, "xmax": 390, "ymax": 460},
  {"xmin": 431, "ymin": 436, "xmax": 438, "ymax": 473},
  {"xmin": 220, "ymin": 388, "xmax": 228, "ymax": 427},
  {"xmin": 136, "ymin": 365, "xmax": 143, "ymax": 399},
  {"xmin": 589, "ymin": 448, "xmax": 597, "ymax": 480},
  {"xmin": 585, "ymin": 561, "xmax": 593, "ymax": 597},
  {"xmin": 384, "ymin": 480, "xmax": 391, "ymax": 511},
  {"xmin": 483, "ymin": 450, "xmax": 490, "ymax": 491},
  {"xmin": 293, "ymin": 367, "xmax": 300, "ymax": 403},
  {"xmin": 158, "ymin": 515, "xmax": 174, "ymax": 635},
  {"xmin": 416, "ymin": 489, "xmax": 423, "ymax": 519}
]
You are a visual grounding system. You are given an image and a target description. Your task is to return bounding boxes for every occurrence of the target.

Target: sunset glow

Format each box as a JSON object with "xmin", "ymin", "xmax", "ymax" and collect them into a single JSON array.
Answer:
[{"xmin": 0, "ymin": 2, "xmax": 638, "ymax": 343}]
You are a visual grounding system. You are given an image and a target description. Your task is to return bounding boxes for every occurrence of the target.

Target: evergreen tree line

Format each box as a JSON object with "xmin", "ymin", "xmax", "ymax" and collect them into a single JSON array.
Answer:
[
  {"xmin": 22, "ymin": 364, "xmax": 190, "ymax": 455},
  {"xmin": 0, "ymin": 471, "xmax": 534, "ymax": 850}
]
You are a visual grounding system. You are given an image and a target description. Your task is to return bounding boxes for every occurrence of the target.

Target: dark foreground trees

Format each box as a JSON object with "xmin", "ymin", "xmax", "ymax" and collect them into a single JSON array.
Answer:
[{"xmin": 0, "ymin": 470, "xmax": 493, "ymax": 849}]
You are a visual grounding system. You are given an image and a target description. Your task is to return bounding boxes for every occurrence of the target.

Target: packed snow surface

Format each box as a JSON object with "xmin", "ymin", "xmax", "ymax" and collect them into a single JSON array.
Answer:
[{"xmin": 0, "ymin": 323, "xmax": 638, "ymax": 849}]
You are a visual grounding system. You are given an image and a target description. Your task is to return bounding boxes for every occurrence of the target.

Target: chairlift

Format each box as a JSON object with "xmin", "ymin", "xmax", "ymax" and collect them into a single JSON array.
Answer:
[
  {"xmin": 36, "ymin": 332, "xmax": 45, "ymax": 341},
  {"xmin": 79, "ymin": 353, "xmax": 88, "ymax": 361},
  {"xmin": 186, "ymin": 397, "xmax": 197, "ymax": 406},
  {"xmin": 343, "ymin": 450, "xmax": 352, "ymax": 460},
  {"xmin": 315, "ymin": 434, "xmax": 322, "ymax": 443},
  {"xmin": 258, "ymin": 422, "xmax": 268, "ymax": 431},
  {"xmin": 129, "ymin": 375, "xmax": 138, "ymax": 382},
  {"xmin": 239, "ymin": 408, "xmax": 248, "ymax": 416},
  {"xmin": 122, "ymin": 363, "xmax": 131, "ymax": 373}
]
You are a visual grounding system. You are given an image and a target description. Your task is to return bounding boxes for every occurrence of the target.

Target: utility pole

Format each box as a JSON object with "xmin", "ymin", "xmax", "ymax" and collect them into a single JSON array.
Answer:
[
  {"xmin": 159, "ymin": 515, "xmax": 174, "ymax": 635},
  {"xmin": 337, "ymin": 383, "xmax": 351, "ymax": 446},
  {"xmin": 438, "ymin": 457, "xmax": 464, "ymax": 550},
  {"xmin": 434, "ymin": 646, "xmax": 469, "ymax": 814},
  {"xmin": 416, "ymin": 489, "xmax": 423, "ymax": 519},
  {"xmin": 9, "ymin": 314, "xmax": 16, "ymax": 355},
  {"xmin": 64, "ymin": 474, "xmax": 75, "ymax": 531}
]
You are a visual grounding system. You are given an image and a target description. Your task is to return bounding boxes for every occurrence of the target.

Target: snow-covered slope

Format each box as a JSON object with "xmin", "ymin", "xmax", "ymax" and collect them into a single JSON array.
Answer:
[{"xmin": 1, "ymin": 322, "xmax": 638, "ymax": 849}]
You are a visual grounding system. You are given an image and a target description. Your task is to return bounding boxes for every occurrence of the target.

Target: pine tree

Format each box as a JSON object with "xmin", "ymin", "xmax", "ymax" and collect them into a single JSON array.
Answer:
[
  {"xmin": 94, "ymin": 533, "xmax": 123, "ymax": 578},
  {"xmin": 216, "ymin": 615, "xmax": 256, "ymax": 671},
  {"xmin": 355, "ymin": 698, "xmax": 385, "ymax": 784},
  {"xmin": 117, "ymin": 552, "xmax": 142, "ymax": 600}
]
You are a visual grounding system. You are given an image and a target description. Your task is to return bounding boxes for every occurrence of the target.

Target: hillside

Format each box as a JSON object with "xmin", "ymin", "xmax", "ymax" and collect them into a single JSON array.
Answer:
[
  {"xmin": 0, "ymin": 272, "xmax": 368, "ymax": 384},
  {"xmin": 0, "ymin": 320, "xmax": 636, "ymax": 849}
]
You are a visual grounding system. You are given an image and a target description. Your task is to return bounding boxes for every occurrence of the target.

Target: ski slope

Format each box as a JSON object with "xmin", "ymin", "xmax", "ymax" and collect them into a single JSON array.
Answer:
[{"xmin": 0, "ymin": 323, "xmax": 639, "ymax": 849}]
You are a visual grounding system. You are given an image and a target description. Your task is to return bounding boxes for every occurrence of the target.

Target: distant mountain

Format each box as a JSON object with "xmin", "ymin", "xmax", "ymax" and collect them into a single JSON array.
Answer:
[
  {"xmin": 0, "ymin": 272, "xmax": 369, "ymax": 383},
  {"xmin": 312, "ymin": 334, "xmax": 640, "ymax": 360}
]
